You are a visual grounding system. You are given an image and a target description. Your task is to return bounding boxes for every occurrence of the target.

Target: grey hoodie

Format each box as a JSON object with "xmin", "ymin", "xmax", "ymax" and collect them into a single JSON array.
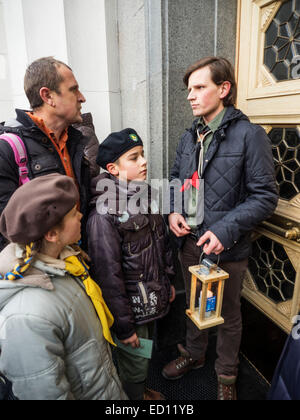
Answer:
[{"xmin": 0, "ymin": 243, "xmax": 126, "ymax": 400}]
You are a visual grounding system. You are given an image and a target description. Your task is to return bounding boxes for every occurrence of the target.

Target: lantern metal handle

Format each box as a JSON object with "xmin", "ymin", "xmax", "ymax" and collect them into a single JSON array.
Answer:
[{"xmin": 199, "ymin": 252, "xmax": 220, "ymax": 269}]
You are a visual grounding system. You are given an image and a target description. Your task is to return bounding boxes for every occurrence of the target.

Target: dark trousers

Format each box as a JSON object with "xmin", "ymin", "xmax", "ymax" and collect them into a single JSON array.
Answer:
[{"xmin": 180, "ymin": 236, "xmax": 248, "ymax": 377}]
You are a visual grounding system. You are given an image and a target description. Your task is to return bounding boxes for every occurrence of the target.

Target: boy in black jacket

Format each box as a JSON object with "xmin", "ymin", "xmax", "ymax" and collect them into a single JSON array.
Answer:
[{"xmin": 87, "ymin": 128, "xmax": 175, "ymax": 400}]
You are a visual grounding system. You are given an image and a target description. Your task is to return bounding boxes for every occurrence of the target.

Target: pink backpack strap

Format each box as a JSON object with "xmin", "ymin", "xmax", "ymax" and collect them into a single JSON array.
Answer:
[{"xmin": 0, "ymin": 133, "xmax": 30, "ymax": 185}]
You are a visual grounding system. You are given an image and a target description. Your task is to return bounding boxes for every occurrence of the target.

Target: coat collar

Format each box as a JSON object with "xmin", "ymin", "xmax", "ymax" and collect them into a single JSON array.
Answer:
[
  {"xmin": 0, "ymin": 243, "xmax": 80, "ymax": 291},
  {"xmin": 189, "ymin": 106, "xmax": 249, "ymax": 140},
  {"xmin": 14, "ymin": 109, "xmax": 87, "ymax": 146}
]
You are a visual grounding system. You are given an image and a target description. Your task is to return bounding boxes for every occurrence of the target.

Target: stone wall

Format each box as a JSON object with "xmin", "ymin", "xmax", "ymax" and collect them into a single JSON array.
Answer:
[{"xmin": 146, "ymin": 0, "xmax": 238, "ymax": 179}]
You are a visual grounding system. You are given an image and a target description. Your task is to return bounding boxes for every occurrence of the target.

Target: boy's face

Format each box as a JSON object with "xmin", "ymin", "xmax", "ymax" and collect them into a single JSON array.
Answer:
[
  {"xmin": 187, "ymin": 65, "xmax": 229, "ymax": 123},
  {"xmin": 110, "ymin": 146, "xmax": 147, "ymax": 181}
]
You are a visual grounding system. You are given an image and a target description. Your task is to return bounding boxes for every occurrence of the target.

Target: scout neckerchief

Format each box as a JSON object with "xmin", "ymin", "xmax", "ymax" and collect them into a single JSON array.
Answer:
[{"xmin": 64, "ymin": 255, "xmax": 116, "ymax": 346}]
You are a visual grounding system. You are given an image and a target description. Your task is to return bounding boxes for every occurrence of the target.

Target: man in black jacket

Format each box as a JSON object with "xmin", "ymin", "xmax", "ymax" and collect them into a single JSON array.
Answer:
[
  {"xmin": 162, "ymin": 57, "xmax": 278, "ymax": 400},
  {"xmin": 0, "ymin": 57, "xmax": 90, "ymax": 251}
]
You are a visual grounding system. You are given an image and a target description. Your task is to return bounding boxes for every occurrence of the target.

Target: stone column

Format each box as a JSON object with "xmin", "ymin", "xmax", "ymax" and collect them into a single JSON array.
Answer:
[
  {"xmin": 1, "ymin": 0, "xmax": 121, "ymax": 140},
  {"xmin": 2, "ymin": 0, "xmax": 69, "ymax": 113},
  {"xmin": 145, "ymin": 0, "xmax": 237, "ymax": 180},
  {"xmin": 0, "ymin": 0, "xmax": 13, "ymax": 121},
  {"xmin": 117, "ymin": 0, "xmax": 149, "ymax": 157},
  {"xmin": 64, "ymin": 0, "xmax": 122, "ymax": 141}
]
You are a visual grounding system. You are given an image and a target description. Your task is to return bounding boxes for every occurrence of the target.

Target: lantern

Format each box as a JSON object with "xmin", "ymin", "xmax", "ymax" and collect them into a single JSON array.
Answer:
[{"xmin": 186, "ymin": 258, "xmax": 229, "ymax": 330}]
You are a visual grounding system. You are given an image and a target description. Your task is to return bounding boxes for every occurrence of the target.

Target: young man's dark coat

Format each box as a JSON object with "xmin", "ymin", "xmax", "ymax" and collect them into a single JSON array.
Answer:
[{"xmin": 170, "ymin": 106, "xmax": 278, "ymax": 262}]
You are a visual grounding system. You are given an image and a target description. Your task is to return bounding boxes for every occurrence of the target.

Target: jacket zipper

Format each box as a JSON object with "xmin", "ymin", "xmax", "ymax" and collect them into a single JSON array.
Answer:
[{"xmin": 149, "ymin": 218, "xmax": 164, "ymax": 281}]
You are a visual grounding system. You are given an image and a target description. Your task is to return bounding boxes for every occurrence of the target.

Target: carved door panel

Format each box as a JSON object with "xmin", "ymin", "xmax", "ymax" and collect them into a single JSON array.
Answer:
[{"xmin": 236, "ymin": 0, "xmax": 300, "ymax": 332}]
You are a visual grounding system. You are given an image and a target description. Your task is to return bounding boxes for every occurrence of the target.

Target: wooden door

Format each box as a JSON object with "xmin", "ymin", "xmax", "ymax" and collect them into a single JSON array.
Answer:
[{"xmin": 236, "ymin": 0, "xmax": 300, "ymax": 332}]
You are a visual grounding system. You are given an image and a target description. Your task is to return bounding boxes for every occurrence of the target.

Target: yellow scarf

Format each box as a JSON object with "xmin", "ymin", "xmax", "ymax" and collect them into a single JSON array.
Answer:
[{"xmin": 64, "ymin": 255, "xmax": 116, "ymax": 346}]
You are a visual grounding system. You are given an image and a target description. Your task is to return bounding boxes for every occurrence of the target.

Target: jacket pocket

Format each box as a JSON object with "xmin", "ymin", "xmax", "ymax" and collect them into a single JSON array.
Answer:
[
  {"xmin": 150, "ymin": 214, "xmax": 165, "ymax": 240},
  {"xmin": 119, "ymin": 214, "xmax": 149, "ymax": 232},
  {"xmin": 127, "ymin": 235, "xmax": 153, "ymax": 257},
  {"xmin": 65, "ymin": 339, "xmax": 107, "ymax": 399},
  {"xmin": 124, "ymin": 275, "xmax": 170, "ymax": 324},
  {"xmin": 214, "ymin": 153, "xmax": 243, "ymax": 157},
  {"xmin": 120, "ymin": 215, "xmax": 153, "ymax": 256},
  {"xmin": 31, "ymin": 155, "xmax": 61, "ymax": 175}
]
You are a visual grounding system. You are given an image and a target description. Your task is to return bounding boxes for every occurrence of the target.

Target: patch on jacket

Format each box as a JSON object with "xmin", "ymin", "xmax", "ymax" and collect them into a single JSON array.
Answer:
[{"xmin": 131, "ymin": 282, "xmax": 159, "ymax": 320}]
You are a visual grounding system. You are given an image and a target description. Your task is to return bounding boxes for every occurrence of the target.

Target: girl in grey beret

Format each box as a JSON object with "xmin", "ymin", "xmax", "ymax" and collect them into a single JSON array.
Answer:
[{"xmin": 0, "ymin": 173, "xmax": 126, "ymax": 400}]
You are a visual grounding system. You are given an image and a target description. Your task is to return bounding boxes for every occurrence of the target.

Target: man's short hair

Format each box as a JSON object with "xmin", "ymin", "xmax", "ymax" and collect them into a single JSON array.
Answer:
[
  {"xmin": 24, "ymin": 57, "xmax": 72, "ymax": 109},
  {"xmin": 183, "ymin": 57, "xmax": 237, "ymax": 107}
]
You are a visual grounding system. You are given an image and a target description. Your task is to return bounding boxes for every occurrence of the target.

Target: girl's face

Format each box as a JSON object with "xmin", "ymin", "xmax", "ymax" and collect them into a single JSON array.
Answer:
[{"xmin": 57, "ymin": 205, "xmax": 83, "ymax": 246}]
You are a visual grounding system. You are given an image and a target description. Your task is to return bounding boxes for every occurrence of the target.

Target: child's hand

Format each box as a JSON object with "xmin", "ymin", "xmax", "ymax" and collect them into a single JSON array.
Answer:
[
  {"xmin": 169, "ymin": 285, "xmax": 176, "ymax": 303},
  {"xmin": 120, "ymin": 333, "xmax": 140, "ymax": 349}
]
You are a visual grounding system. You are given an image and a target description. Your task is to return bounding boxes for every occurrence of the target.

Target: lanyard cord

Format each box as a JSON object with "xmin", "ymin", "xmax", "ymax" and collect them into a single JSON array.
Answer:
[{"xmin": 196, "ymin": 128, "xmax": 212, "ymax": 178}]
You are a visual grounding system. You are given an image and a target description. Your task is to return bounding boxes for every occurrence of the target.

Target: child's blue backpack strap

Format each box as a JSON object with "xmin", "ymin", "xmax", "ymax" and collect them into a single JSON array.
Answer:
[{"xmin": 0, "ymin": 133, "xmax": 30, "ymax": 186}]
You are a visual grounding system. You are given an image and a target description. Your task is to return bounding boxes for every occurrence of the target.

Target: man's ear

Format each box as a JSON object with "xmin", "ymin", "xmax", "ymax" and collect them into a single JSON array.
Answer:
[
  {"xmin": 106, "ymin": 163, "xmax": 119, "ymax": 176},
  {"xmin": 219, "ymin": 81, "xmax": 231, "ymax": 100},
  {"xmin": 44, "ymin": 228, "xmax": 60, "ymax": 243},
  {"xmin": 39, "ymin": 87, "xmax": 55, "ymax": 107}
]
